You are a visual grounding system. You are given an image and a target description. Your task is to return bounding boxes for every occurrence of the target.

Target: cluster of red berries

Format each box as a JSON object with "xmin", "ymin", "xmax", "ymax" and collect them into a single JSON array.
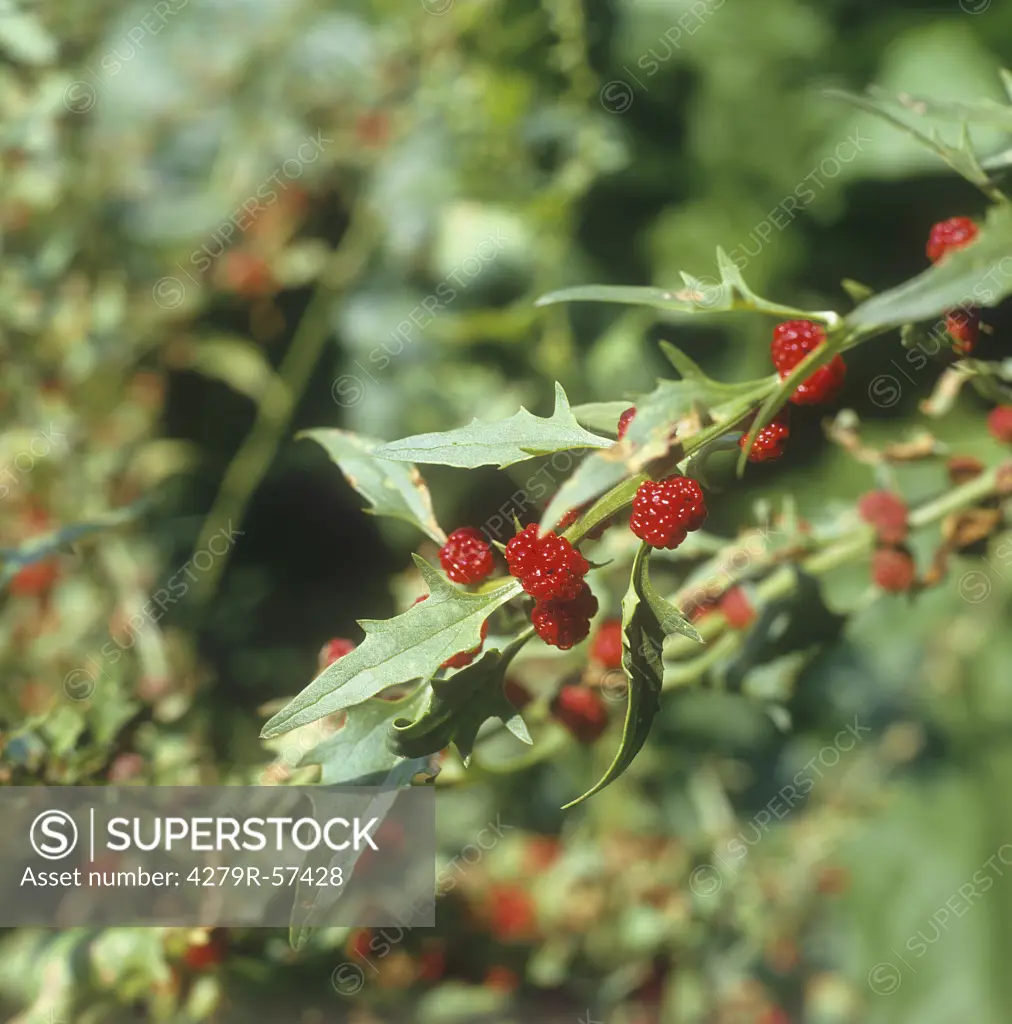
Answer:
[
  {"xmin": 858, "ymin": 490, "xmax": 916, "ymax": 593},
  {"xmin": 737, "ymin": 318, "xmax": 846, "ymax": 464},
  {"xmin": 927, "ymin": 216, "xmax": 980, "ymax": 356},
  {"xmin": 629, "ymin": 474, "xmax": 707, "ymax": 550},
  {"xmin": 506, "ymin": 524, "xmax": 597, "ymax": 648}
]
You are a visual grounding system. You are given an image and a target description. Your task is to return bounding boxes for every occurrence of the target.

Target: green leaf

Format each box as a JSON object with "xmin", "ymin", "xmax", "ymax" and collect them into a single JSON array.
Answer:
[
  {"xmin": 562, "ymin": 545, "xmax": 700, "ymax": 809},
  {"xmin": 296, "ymin": 686, "xmax": 431, "ymax": 785},
  {"xmin": 389, "ymin": 634, "xmax": 533, "ymax": 765},
  {"xmin": 539, "ymin": 448, "xmax": 629, "ymax": 534},
  {"xmin": 537, "ymin": 249, "xmax": 839, "ymax": 324},
  {"xmin": 261, "ymin": 559, "xmax": 522, "ymax": 737},
  {"xmin": 826, "ymin": 88, "xmax": 995, "ymax": 194},
  {"xmin": 887, "ymin": 88, "xmax": 1012, "ymax": 132},
  {"xmin": 846, "ymin": 203, "xmax": 1012, "ymax": 333},
  {"xmin": 299, "ymin": 429, "xmax": 445, "ymax": 544},
  {"xmin": 571, "ymin": 401, "xmax": 633, "ymax": 434},
  {"xmin": 289, "ymin": 788, "xmax": 400, "ymax": 950},
  {"xmin": 628, "ymin": 347, "xmax": 771, "ymax": 471},
  {"xmin": 372, "ymin": 383, "xmax": 612, "ymax": 469}
]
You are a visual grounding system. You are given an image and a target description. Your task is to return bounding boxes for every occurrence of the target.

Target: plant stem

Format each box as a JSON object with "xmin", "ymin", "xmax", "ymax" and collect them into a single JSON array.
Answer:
[
  {"xmin": 187, "ymin": 205, "xmax": 376, "ymax": 606},
  {"xmin": 660, "ymin": 463, "xmax": 1003, "ymax": 680}
]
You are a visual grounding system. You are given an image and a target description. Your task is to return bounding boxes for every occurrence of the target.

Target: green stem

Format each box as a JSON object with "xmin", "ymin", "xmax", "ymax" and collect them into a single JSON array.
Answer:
[
  {"xmin": 187, "ymin": 205, "xmax": 377, "ymax": 606},
  {"xmin": 659, "ymin": 463, "xmax": 1002, "ymax": 680}
]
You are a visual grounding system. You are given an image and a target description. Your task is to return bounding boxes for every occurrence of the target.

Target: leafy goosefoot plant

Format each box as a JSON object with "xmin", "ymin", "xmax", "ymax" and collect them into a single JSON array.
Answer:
[{"xmin": 264, "ymin": 76, "xmax": 1012, "ymax": 809}]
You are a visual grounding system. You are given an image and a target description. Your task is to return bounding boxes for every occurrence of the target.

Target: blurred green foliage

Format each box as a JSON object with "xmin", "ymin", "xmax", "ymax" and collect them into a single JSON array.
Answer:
[{"xmin": 3, "ymin": 0, "xmax": 1012, "ymax": 1022}]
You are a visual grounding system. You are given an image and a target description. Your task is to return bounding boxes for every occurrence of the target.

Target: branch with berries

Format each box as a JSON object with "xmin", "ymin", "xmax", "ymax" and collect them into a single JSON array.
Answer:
[{"xmin": 261, "ymin": 76, "xmax": 1012, "ymax": 815}]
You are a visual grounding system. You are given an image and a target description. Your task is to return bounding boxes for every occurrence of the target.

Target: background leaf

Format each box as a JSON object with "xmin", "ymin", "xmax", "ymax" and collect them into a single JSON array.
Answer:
[{"xmin": 299, "ymin": 429, "xmax": 446, "ymax": 543}]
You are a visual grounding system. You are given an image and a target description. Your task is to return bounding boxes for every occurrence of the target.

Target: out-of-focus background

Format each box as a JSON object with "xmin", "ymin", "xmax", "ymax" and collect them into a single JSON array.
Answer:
[{"xmin": 3, "ymin": 0, "xmax": 1012, "ymax": 1021}]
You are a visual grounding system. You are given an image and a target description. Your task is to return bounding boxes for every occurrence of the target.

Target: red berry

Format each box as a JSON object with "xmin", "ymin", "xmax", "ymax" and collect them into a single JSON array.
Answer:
[
  {"xmin": 555, "ymin": 507, "xmax": 581, "ymax": 531},
  {"xmin": 857, "ymin": 491, "xmax": 908, "ymax": 544},
  {"xmin": 10, "ymin": 561, "xmax": 59, "ymax": 597},
  {"xmin": 788, "ymin": 357, "xmax": 846, "ymax": 405},
  {"xmin": 442, "ymin": 619, "xmax": 489, "ymax": 670},
  {"xmin": 416, "ymin": 948, "xmax": 446, "ymax": 982},
  {"xmin": 720, "ymin": 587, "xmax": 755, "ymax": 630},
  {"xmin": 770, "ymin": 319, "xmax": 825, "ymax": 372},
  {"xmin": 630, "ymin": 475, "xmax": 707, "ymax": 550},
  {"xmin": 347, "ymin": 928, "xmax": 373, "ymax": 960},
  {"xmin": 484, "ymin": 966, "xmax": 521, "ymax": 992},
  {"xmin": 505, "ymin": 524, "xmax": 589, "ymax": 601},
  {"xmin": 552, "ymin": 684, "xmax": 609, "ymax": 743},
  {"xmin": 617, "ymin": 406, "xmax": 637, "ymax": 439},
  {"xmin": 740, "ymin": 411, "xmax": 789, "ymax": 463},
  {"xmin": 590, "ymin": 618, "xmax": 623, "ymax": 669},
  {"xmin": 487, "ymin": 884, "xmax": 537, "ymax": 941},
  {"xmin": 770, "ymin": 320, "xmax": 845, "ymax": 405},
  {"xmin": 945, "ymin": 307, "xmax": 979, "ymax": 356},
  {"xmin": 182, "ymin": 931, "xmax": 228, "ymax": 971},
  {"xmin": 319, "ymin": 637, "xmax": 356, "ymax": 669},
  {"xmin": 871, "ymin": 548, "xmax": 916, "ymax": 593},
  {"xmin": 531, "ymin": 583, "xmax": 598, "ymax": 650},
  {"xmin": 988, "ymin": 406, "xmax": 1012, "ymax": 444},
  {"xmin": 439, "ymin": 527, "xmax": 494, "ymax": 584},
  {"xmin": 503, "ymin": 678, "xmax": 532, "ymax": 709},
  {"xmin": 926, "ymin": 216, "xmax": 978, "ymax": 264}
]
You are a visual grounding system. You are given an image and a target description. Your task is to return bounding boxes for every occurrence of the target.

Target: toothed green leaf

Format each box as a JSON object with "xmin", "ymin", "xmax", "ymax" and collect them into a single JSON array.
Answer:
[
  {"xmin": 261, "ymin": 559, "xmax": 522, "ymax": 737},
  {"xmin": 372, "ymin": 383, "xmax": 612, "ymax": 469},
  {"xmin": 298, "ymin": 429, "xmax": 446, "ymax": 543}
]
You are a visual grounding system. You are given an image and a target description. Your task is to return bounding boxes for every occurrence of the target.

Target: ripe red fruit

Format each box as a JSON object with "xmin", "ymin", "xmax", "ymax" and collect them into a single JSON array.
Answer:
[
  {"xmin": 503, "ymin": 678, "xmax": 532, "ymax": 709},
  {"xmin": 617, "ymin": 406, "xmax": 637, "ymax": 439},
  {"xmin": 945, "ymin": 307, "xmax": 979, "ymax": 356},
  {"xmin": 438, "ymin": 527, "xmax": 494, "ymax": 584},
  {"xmin": 987, "ymin": 406, "xmax": 1012, "ymax": 444},
  {"xmin": 720, "ymin": 587, "xmax": 755, "ymax": 630},
  {"xmin": 770, "ymin": 319, "xmax": 826, "ymax": 372},
  {"xmin": 555, "ymin": 507, "xmax": 581, "ymax": 531},
  {"xmin": 740, "ymin": 411, "xmax": 789, "ymax": 463},
  {"xmin": 442, "ymin": 619, "xmax": 489, "ymax": 670},
  {"xmin": 552, "ymin": 684, "xmax": 609, "ymax": 743},
  {"xmin": 926, "ymin": 216, "xmax": 978, "ymax": 263},
  {"xmin": 182, "ymin": 930, "xmax": 228, "ymax": 971},
  {"xmin": 770, "ymin": 319, "xmax": 845, "ymax": 405},
  {"xmin": 857, "ymin": 491, "xmax": 908, "ymax": 544},
  {"xmin": 487, "ymin": 884, "xmax": 537, "ymax": 941},
  {"xmin": 416, "ymin": 948, "xmax": 446, "ymax": 982},
  {"xmin": 590, "ymin": 618, "xmax": 623, "ymax": 669},
  {"xmin": 319, "ymin": 637, "xmax": 356, "ymax": 669},
  {"xmin": 630, "ymin": 475, "xmax": 707, "ymax": 550},
  {"xmin": 484, "ymin": 966, "xmax": 521, "ymax": 992},
  {"xmin": 872, "ymin": 547, "xmax": 916, "ymax": 593},
  {"xmin": 10, "ymin": 560, "xmax": 60, "ymax": 597},
  {"xmin": 505, "ymin": 524, "xmax": 589, "ymax": 601},
  {"xmin": 531, "ymin": 582, "xmax": 599, "ymax": 650}
]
